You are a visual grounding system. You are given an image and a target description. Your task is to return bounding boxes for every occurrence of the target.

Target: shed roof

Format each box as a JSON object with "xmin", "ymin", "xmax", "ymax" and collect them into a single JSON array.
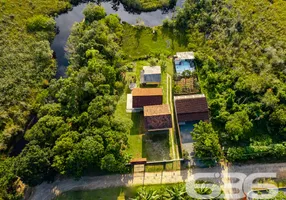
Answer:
[
  {"xmin": 174, "ymin": 94, "xmax": 208, "ymax": 114},
  {"xmin": 144, "ymin": 104, "xmax": 170, "ymax": 117},
  {"xmin": 132, "ymin": 88, "xmax": 163, "ymax": 97},
  {"xmin": 142, "ymin": 66, "xmax": 161, "ymax": 75},
  {"xmin": 176, "ymin": 52, "xmax": 195, "ymax": 60},
  {"xmin": 143, "ymin": 74, "xmax": 161, "ymax": 83}
]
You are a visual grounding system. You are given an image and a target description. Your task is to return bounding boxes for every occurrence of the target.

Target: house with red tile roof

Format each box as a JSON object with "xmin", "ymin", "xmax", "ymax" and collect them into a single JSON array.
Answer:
[
  {"xmin": 174, "ymin": 94, "xmax": 209, "ymax": 123},
  {"xmin": 132, "ymin": 88, "xmax": 163, "ymax": 109},
  {"xmin": 144, "ymin": 104, "xmax": 172, "ymax": 131}
]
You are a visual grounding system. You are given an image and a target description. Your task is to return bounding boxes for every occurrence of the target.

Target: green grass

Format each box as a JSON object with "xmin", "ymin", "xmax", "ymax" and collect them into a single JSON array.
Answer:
[
  {"xmin": 122, "ymin": 24, "xmax": 187, "ymax": 60},
  {"xmin": 114, "ymin": 83, "xmax": 145, "ymax": 159},
  {"xmin": 120, "ymin": 0, "xmax": 174, "ymax": 11}
]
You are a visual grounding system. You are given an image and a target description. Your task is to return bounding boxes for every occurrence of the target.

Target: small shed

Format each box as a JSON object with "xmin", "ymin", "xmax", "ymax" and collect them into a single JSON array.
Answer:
[
  {"xmin": 175, "ymin": 52, "xmax": 195, "ymax": 60},
  {"xmin": 144, "ymin": 104, "xmax": 172, "ymax": 131},
  {"xmin": 132, "ymin": 88, "xmax": 163, "ymax": 108},
  {"xmin": 174, "ymin": 94, "xmax": 209, "ymax": 123},
  {"xmin": 140, "ymin": 66, "xmax": 161, "ymax": 84}
]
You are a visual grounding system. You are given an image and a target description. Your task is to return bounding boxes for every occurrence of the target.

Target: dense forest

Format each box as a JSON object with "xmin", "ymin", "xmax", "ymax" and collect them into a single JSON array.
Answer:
[
  {"xmin": 164, "ymin": 0, "xmax": 286, "ymax": 164},
  {"xmin": 0, "ymin": 3, "xmax": 132, "ymax": 199},
  {"xmin": 0, "ymin": 1, "xmax": 70, "ymax": 198}
]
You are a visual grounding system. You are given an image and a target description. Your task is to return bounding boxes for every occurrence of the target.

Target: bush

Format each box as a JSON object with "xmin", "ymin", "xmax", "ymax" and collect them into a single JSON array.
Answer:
[
  {"xmin": 173, "ymin": 85, "xmax": 182, "ymax": 94},
  {"xmin": 227, "ymin": 143, "xmax": 286, "ymax": 162},
  {"xmin": 27, "ymin": 15, "xmax": 55, "ymax": 32},
  {"xmin": 83, "ymin": 4, "xmax": 106, "ymax": 23}
]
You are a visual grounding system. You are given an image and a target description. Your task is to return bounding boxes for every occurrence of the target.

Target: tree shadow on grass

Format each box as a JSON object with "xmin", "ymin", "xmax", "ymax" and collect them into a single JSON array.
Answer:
[{"xmin": 130, "ymin": 112, "xmax": 144, "ymax": 135}]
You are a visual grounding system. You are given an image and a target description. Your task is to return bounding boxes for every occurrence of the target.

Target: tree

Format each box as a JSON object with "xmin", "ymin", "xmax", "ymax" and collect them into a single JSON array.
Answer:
[
  {"xmin": 51, "ymin": 131, "xmax": 81, "ymax": 175},
  {"xmin": 225, "ymin": 111, "xmax": 253, "ymax": 141},
  {"xmin": 181, "ymin": 70, "xmax": 191, "ymax": 86},
  {"xmin": 100, "ymin": 154, "xmax": 118, "ymax": 172},
  {"xmin": 16, "ymin": 144, "xmax": 53, "ymax": 186},
  {"xmin": 149, "ymin": 57, "xmax": 157, "ymax": 66},
  {"xmin": 0, "ymin": 158, "xmax": 22, "ymax": 199},
  {"xmin": 191, "ymin": 121, "xmax": 223, "ymax": 164},
  {"xmin": 26, "ymin": 15, "xmax": 55, "ymax": 32},
  {"xmin": 24, "ymin": 115, "xmax": 70, "ymax": 147},
  {"xmin": 83, "ymin": 4, "xmax": 106, "ymax": 23},
  {"xmin": 64, "ymin": 136, "xmax": 105, "ymax": 177},
  {"xmin": 160, "ymin": 60, "xmax": 167, "ymax": 72},
  {"xmin": 261, "ymin": 89, "xmax": 280, "ymax": 108},
  {"xmin": 270, "ymin": 106, "xmax": 286, "ymax": 126},
  {"xmin": 38, "ymin": 103, "xmax": 61, "ymax": 118}
]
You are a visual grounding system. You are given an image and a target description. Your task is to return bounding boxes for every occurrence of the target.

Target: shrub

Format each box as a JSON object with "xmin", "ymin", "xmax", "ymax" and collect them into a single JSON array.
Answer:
[
  {"xmin": 83, "ymin": 4, "xmax": 106, "ymax": 23},
  {"xmin": 26, "ymin": 15, "xmax": 55, "ymax": 32}
]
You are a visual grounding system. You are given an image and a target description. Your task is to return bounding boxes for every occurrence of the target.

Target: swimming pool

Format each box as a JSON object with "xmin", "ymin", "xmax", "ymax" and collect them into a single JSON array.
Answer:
[
  {"xmin": 175, "ymin": 60, "xmax": 194, "ymax": 74},
  {"xmin": 179, "ymin": 121, "xmax": 199, "ymax": 157},
  {"xmin": 179, "ymin": 121, "xmax": 207, "ymax": 167}
]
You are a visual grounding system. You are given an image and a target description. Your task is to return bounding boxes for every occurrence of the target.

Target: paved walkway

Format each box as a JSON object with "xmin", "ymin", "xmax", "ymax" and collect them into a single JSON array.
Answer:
[{"xmin": 29, "ymin": 162, "xmax": 286, "ymax": 200}]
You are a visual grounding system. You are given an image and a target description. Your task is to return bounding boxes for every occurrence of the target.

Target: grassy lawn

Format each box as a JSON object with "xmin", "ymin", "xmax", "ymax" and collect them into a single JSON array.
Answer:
[
  {"xmin": 122, "ymin": 24, "xmax": 187, "ymax": 60},
  {"xmin": 114, "ymin": 81, "xmax": 145, "ymax": 159}
]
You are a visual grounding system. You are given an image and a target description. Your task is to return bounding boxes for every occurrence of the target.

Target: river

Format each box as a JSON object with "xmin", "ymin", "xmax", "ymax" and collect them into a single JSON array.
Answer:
[{"xmin": 51, "ymin": 0, "xmax": 185, "ymax": 77}]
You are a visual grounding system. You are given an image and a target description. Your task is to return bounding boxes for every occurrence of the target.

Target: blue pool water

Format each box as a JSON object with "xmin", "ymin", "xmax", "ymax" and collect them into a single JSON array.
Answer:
[
  {"xmin": 175, "ymin": 60, "xmax": 194, "ymax": 74},
  {"xmin": 179, "ymin": 121, "xmax": 198, "ymax": 144}
]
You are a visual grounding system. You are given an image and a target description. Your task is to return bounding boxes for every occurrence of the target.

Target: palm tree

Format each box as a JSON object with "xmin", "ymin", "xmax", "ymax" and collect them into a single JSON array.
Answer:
[
  {"xmin": 181, "ymin": 70, "xmax": 191, "ymax": 86},
  {"xmin": 164, "ymin": 185, "xmax": 186, "ymax": 200},
  {"xmin": 132, "ymin": 187, "xmax": 160, "ymax": 200}
]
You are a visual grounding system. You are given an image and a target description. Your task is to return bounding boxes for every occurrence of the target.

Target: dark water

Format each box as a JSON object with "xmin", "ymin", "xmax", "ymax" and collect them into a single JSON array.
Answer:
[{"xmin": 51, "ymin": 0, "xmax": 185, "ymax": 77}]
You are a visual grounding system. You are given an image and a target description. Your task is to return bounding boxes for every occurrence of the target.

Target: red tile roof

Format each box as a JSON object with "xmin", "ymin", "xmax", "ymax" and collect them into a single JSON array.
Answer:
[
  {"xmin": 175, "ymin": 94, "xmax": 208, "ymax": 114},
  {"xmin": 144, "ymin": 104, "xmax": 170, "ymax": 117},
  {"xmin": 132, "ymin": 88, "xmax": 163, "ymax": 97},
  {"xmin": 144, "ymin": 115, "xmax": 172, "ymax": 130}
]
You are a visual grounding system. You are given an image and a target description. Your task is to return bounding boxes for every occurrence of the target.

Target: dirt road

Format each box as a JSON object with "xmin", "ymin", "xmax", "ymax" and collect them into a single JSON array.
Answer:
[{"xmin": 29, "ymin": 162, "xmax": 286, "ymax": 200}]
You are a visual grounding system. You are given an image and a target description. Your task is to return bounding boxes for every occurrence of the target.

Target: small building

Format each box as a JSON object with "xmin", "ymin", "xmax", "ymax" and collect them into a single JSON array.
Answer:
[
  {"xmin": 132, "ymin": 88, "xmax": 163, "ymax": 109},
  {"xmin": 140, "ymin": 66, "xmax": 161, "ymax": 85},
  {"xmin": 175, "ymin": 52, "xmax": 195, "ymax": 60},
  {"xmin": 144, "ymin": 104, "xmax": 172, "ymax": 131},
  {"xmin": 174, "ymin": 94, "xmax": 209, "ymax": 123},
  {"xmin": 174, "ymin": 52, "xmax": 195, "ymax": 74}
]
